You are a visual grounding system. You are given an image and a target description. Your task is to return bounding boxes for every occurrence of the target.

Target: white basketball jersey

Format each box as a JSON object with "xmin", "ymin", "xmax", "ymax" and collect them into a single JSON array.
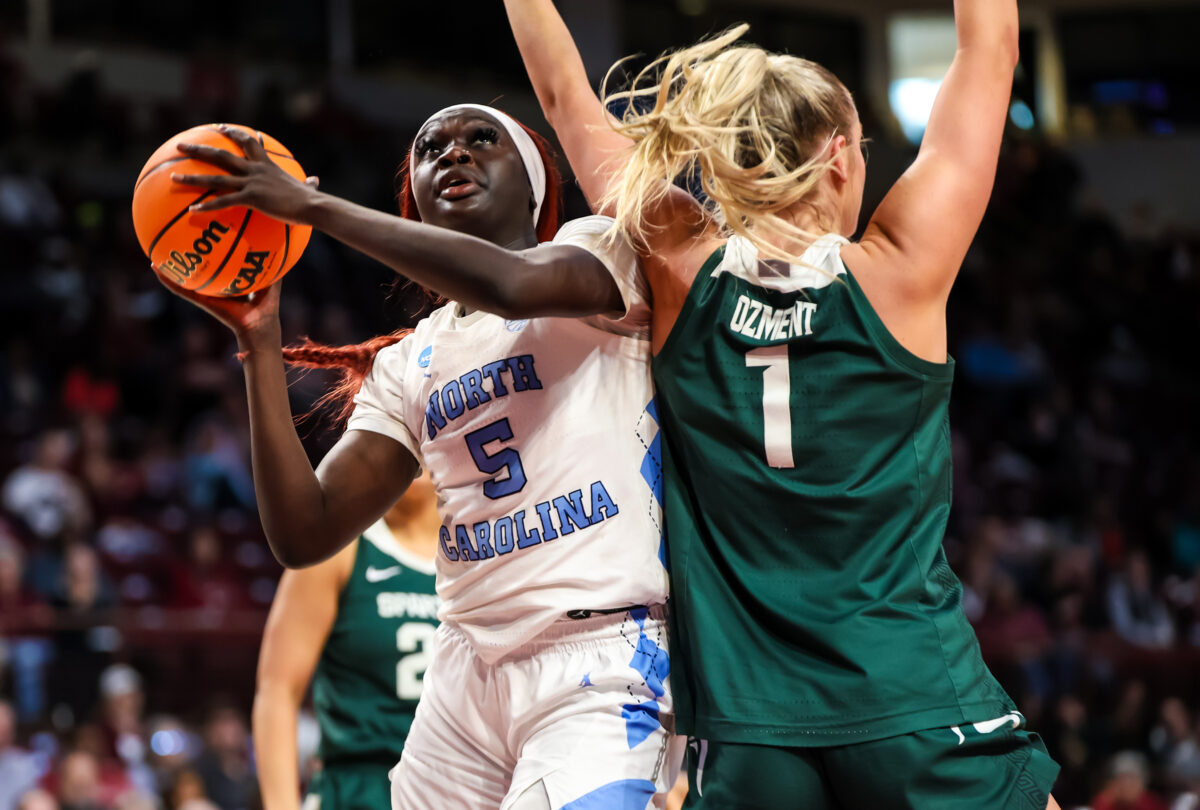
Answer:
[{"xmin": 347, "ymin": 217, "xmax": 667, "ymax": 664}]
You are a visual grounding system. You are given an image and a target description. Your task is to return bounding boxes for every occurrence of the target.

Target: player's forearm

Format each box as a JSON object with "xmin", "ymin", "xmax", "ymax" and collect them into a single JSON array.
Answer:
[
  {"xmin": 503, "ymin": 0, "xmax": 593, "ymax": 128},
  {"xmin": 252, "ymin": 685, "xmax": 304, "ymax": 810},
  {"xmin": 954, "ymin": 0, "xmax": 1019, "ymax": 64},
  {"xmin": 238, "ymin": 331, "xmax": 349, "ymax": 566},
  {"xmin": 301, "ymin": 193, "xmax": 600, "ymax": 318}
]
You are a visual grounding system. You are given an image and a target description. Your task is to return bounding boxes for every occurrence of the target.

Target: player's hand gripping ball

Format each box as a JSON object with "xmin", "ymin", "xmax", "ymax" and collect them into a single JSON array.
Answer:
[{"xmin": 132, "ymin": 124, "xmax": 312, "ymax": 297}]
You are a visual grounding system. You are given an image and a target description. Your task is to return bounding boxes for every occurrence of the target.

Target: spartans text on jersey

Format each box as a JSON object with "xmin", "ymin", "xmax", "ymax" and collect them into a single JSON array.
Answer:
[
  {"xmin": 376, "ymin": 591, "xmax": 441, "ymax": 620},
  {"xmin": 439, "ymin": 480, "xmax": 619, "ymax": 563}
]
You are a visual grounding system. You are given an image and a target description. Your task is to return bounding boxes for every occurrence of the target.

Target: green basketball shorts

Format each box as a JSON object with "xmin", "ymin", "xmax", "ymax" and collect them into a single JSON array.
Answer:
[{"xmin": 683, "ymin": 712, "xmax": 1059, "ymax": 810}]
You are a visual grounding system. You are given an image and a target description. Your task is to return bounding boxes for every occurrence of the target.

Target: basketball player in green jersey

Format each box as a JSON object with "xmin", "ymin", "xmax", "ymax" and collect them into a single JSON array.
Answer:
[
  {"xmin": 497, "ymin": 0, "xmax": 1062, "ymax": 807},
  {"xmin": 253, "ymin": 473, "xmax": 438, "ymax": 810}
]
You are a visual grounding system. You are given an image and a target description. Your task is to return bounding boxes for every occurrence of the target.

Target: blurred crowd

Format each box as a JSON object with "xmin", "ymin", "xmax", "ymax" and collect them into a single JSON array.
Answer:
[{"xmin": 2, "ymin": 36, "xmax": 1200, "ymax": 810}]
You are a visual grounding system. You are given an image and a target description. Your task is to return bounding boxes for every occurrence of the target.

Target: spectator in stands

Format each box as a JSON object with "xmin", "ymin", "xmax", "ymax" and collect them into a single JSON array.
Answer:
[
  {"xmin": 97, "ymin": 666, "xmax": 153, "ymax": 795},
  {"xmin": 1108, "ymin": 549, "xmax": 1176, "ymax": 648},
  {"xmin": 191, "ymin": 705, "xmax": 253, "ymax": 810},
  {"xmin": 164, "ymin": 770, "xmax": 207, "ymax": 810},
  {"xmin": 973, "ymin": 571, "xmax": 1054, "ymax": 703},
  {"xmin": 166, "ymin": 527, "xmax": 247, "ymax": 612},
  {"xmin": 1164, "ymin": 566, "xmax": 1200, "ymax": 646},
  {"xmin": 1106, "ymin": 680, "xmax": 1156, "ymax": 759},
  {"xmin": 0, "ymin": 700, "xmax": 42, "ymax": 810},
  {"xmin": 1151, "ymin": 698, "xmax": 1200, "ymax": 793},
  {"xmin": 49, "ymin": 545, "xmax": 116, "ymax": 719},
  {"xmin": 182, "ymin": 419, "xmax": 254, "ymax": 516},
  {"xmin": 144, "ymin": 716, "xmax": 195, "ymax": 797},
  {"xmin": 15, "ymin": 792, "xmax": 57, "ymax": 810},
  {"xmin": 1042, "ymin": 694, "xmax": 1100, "ymax": 808},
  {"xmin": 54, "ymin": 751, "xmax": 105, "ymax": 810},
  {"xmin": 1092, "ymin": 751, "xmax": 1170, "ymax": 810},
  {"xmin": 2, "ymin": 429, "xmax": 91, "ymax": 544},
  {"xmin": 111, "ymin": 793, "xmax": 156, "ymax": 810},
  {"xmin": 0, "ymin": 531, "xmax": 51, "ymax": 631}
]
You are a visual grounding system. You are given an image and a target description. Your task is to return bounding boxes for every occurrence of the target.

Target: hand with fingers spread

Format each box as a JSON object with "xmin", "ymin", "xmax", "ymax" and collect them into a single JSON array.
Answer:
[{"xmin": 173, "ymin": 124, "xmax": 321, "ymax": 225}]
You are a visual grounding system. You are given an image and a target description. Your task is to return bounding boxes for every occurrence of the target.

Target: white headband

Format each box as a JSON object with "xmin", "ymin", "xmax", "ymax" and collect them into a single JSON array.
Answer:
[{"xmin": 411, "ymin": 104, "xmax": 546, "ymax": 228}]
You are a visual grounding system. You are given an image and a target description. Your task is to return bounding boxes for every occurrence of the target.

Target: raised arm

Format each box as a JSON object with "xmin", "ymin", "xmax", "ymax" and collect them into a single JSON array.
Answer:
[
  {"xmin": 173, "ymin": 127, "xmax": 621, "ymax": 320},
  {"xmin": 856, "ymin": 0, "xmax": 1019, "ymax": 303},
  {"xmin": 253, "ymin": 547, "xmax": 352, "ymax": 810},
  {"xmin": 157, "ymin": 279, "xmax": 417, "ymax": 568},
  {"xmin": 502, "ymin": 0, "xmax": 633, "ymax": 211}
]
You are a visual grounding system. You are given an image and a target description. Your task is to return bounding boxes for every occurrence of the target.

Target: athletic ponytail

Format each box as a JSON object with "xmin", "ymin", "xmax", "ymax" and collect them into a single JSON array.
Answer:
[{"xmin": 600, "ymin": 25, "xmax": 857, "ymax": 264}]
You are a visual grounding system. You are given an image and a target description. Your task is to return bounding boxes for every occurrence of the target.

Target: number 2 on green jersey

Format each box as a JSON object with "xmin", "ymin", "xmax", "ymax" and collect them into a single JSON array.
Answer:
[
  {"xmin": 745, "ymin": 346, "xmax": 794, "ymax": 468},
  {"xmin": 396, "ymin": 622, "xmax": 437, "ymax": 700}
]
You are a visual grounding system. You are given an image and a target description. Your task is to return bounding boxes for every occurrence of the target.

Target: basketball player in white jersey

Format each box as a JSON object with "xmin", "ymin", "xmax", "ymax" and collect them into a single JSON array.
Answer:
[{"xmin": 164, "ymin": 107, "xmax": 681, "ymax": 810}]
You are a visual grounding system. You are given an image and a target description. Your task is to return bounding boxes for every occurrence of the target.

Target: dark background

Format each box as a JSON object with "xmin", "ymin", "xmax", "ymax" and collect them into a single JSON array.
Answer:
[{"xmin": 1, "ymin": 2, "xmax": 1199, "ymax": 809}]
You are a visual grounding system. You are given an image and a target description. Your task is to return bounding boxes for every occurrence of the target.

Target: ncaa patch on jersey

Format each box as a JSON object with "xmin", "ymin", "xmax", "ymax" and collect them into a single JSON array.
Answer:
[
  {"xmin": 505, "ymin": 319, "xmax": 528, "ymax": 332},
  {"xmin": 417, "ymin": 345, "xmax": 432, "ymax": 368}
]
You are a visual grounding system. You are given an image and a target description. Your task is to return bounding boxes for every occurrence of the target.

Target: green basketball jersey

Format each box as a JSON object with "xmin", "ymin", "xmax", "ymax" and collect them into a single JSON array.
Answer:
[
  {"xmin": 653, "ymin": 235, "xmax": 1014, "ymax": 747},
  {"xmin": 312, "ymin": 522, "xmax": 439, "ymax": 764}
]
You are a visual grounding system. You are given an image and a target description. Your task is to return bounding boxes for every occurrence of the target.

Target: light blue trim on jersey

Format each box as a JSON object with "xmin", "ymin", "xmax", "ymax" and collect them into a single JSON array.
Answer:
[
  {"xmin": 636, "ymin": 398, "xmax": 666, "ymax": 567},
  {"xmin": 622, "ymin": 607, "xmax": 669, "ymax": 749},
  {"xmin": 559, "ymin": 779, "xmax": 656, "ymax": 810}
]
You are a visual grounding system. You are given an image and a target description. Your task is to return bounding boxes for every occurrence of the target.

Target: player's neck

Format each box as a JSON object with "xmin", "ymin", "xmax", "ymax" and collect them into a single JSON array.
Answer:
[
  {"xmin": 458, "ymin": 227, "xmax": 538, "ymax": 317},
  {"xmin": 383, "ymin": 500, "xmax": 442, "ymax": 563}
]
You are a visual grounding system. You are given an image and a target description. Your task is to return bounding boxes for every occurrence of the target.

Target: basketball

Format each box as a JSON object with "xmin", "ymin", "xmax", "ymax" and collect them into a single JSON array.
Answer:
[{"xmin": 131, "ymin": 124, "xmax": 312, "ymax": 297}]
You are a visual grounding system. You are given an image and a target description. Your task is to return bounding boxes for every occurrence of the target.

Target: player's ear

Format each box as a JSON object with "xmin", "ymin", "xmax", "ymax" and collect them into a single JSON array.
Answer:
[{"xmin": 829, "ymin": 135, "xmax": 850, "ymax": 184}]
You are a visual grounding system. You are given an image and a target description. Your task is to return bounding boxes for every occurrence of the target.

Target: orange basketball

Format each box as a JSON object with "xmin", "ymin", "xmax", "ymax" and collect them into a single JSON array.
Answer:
[{"xmin": 131, "ymin": 124, "xmax": 312, "ymax": 297}]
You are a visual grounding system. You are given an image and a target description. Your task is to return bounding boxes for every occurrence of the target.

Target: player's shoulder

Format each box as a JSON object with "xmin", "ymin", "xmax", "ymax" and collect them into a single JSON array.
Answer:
[
  {"xmin": 551, "ymin": 214, "xmax": 617, "ymax": 244},
  {"xmin": 370, "ymin": 304, "xmax": 457, "ymax": 371}
]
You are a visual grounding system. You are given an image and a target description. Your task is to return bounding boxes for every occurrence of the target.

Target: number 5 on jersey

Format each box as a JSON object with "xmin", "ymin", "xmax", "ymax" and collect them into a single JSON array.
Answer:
[
  {"xmin": 465, "ymin": 418, "xmax": 527, "ymax": 499},
  {"xmin": 746, "ymin": 346, "xmax": 794, "ymax": 468}
]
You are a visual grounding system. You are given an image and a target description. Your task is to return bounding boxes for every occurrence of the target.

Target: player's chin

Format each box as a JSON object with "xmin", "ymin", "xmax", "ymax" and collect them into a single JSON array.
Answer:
[{"xmin": 426, "ymin": 195, "xmax": 493, "ymax": 229}]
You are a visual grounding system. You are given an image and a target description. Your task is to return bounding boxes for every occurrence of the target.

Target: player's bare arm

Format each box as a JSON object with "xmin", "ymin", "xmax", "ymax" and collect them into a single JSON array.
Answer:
[
  {"xmin": 153, "ymin": 269, "xmax": 416, "ymax": 568},
  {"xmin": 502, "ymin": 0, "xmax": 630, "ymax": 212},
  {"xmin": 503, "ymin": 0, "xmax": 715, "ymax": 348},
  {"xmin": 848, "ymin": 0, "xmax": 1018, "ymax": 348},
  {"xmin": 253, "ymin": 548, "xmax": 352, "ymax": 810}
]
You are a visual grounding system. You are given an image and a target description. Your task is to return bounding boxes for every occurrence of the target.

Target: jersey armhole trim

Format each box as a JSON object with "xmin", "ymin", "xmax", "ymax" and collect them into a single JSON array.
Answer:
[
  {"xmin": 840, "ymin": 267, "xmax": 956, "ymax": 381},
  {"xmin": 335, "ymin": 537, "xmax": 365, "ymax": 607},
  {"xmin": 362, "ymin": 520, "xmax": 438, "ymax": 576}
]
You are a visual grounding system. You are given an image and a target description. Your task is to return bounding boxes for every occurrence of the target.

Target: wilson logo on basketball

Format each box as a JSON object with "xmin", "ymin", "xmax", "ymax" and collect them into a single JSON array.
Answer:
[
  {"xmin": 157, "ymin": 220, "xmax": 230, "ymax": 283},
  {"xmin": 224, "ymin": 251, "xmax": 271, "ymax": 295},
  {"xmin": 133, "ymin": 124, "xmax": 312, "ymax": 297}
]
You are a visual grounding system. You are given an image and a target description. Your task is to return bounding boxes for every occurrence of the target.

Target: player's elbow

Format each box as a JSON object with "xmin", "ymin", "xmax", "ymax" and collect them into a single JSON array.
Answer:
[
  {"xmin": 271, "ymin": 546, "xmax": 313, "ymax": 570},
  {"xmin": 960, "ymin": 16, "xmax": 1020, "ymax": 72},
  {"xmin": 999, "ymin": 24, "xmax": 1020, "ymax": 71},
  {"xmin": 991, "ymin": 13, "xmax": 1020, "ymax": 70},
  {"xmin": 266, "ymin": 531, "xmax": 333, "ymax": 570}
]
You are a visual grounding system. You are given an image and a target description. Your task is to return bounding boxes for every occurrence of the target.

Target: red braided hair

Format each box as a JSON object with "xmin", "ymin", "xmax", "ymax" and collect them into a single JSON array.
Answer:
[{"xmin": 282, "ymin": 111, "xmax": 564, "ymax": 428}]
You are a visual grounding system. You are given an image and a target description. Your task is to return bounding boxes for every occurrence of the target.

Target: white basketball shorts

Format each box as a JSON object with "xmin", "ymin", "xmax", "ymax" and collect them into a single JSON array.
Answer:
[{"xmin": 390, "ymin": 605, "xmax": 684, "ymax": 810}]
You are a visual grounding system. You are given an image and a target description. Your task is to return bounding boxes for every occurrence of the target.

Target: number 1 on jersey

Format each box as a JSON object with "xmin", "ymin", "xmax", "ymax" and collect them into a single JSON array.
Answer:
[{"xmin": 745, "ymin": 346, "xmax": 794, "ymax": 468}]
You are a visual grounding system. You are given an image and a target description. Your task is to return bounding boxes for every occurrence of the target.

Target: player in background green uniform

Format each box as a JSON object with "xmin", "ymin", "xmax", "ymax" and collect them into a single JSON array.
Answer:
[
  {"xmin": 501, "ymin": 0, "xmax": 1061, "ymax": 807},
  {"xmin": 253, "ymin": 473, "xmax": 438, "ymax": 810}
]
